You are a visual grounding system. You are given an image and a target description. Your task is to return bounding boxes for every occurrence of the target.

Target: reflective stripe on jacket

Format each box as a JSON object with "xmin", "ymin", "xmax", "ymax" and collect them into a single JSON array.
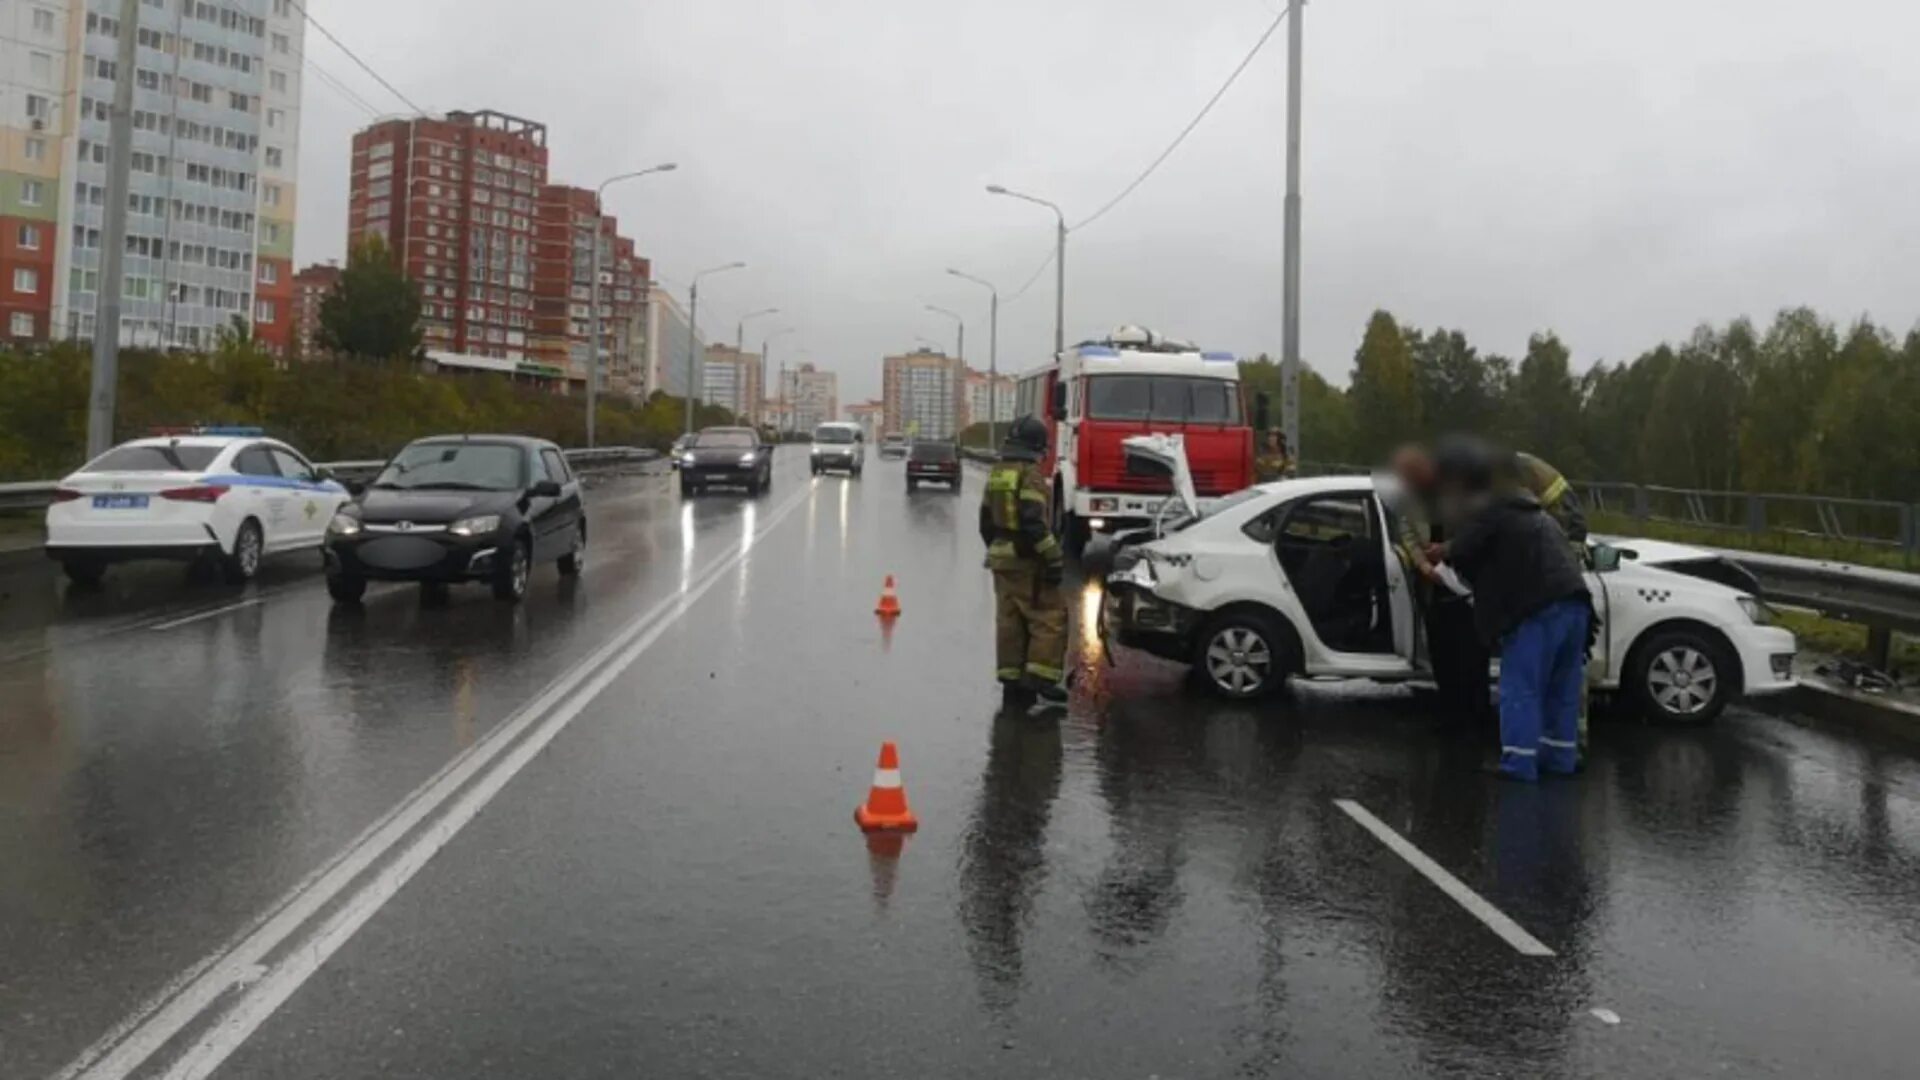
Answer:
[{"xmin": 978, "ymin": 461, "xmax": 1061, "ymax": 569}]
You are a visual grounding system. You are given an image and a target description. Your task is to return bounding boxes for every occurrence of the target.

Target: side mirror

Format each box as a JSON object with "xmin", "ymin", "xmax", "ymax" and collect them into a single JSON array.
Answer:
[
  {"xmin": 1589, "ymin": 543, "xmax": 1621, "ymax": 573},
  {"xmin": 344, "ymin": 479, "xmax": 366, "ymax": 496},
  {"xmin": 314, "ymin": 467, "xmax": 335, "ymax": 482},
  {"xmin": 1254, "ymin": 392, "xmax": 1271, "ymax": 433},
  {"xmin": 1050, "ymin": 383, "xmax": 1067, "ymax": 421},
  {"xmin": 530, "ymin": 479, "xmax": 563, "ymax": 498}
]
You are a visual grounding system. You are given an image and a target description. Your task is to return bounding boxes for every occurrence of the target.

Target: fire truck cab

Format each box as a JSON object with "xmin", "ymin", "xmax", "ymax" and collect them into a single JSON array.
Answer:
[{"xmin": 1013, "ymin": 326, "xmax": 1254, "ymax": 557}]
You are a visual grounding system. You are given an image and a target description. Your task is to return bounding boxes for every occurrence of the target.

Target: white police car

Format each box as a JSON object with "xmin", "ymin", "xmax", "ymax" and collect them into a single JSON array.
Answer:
[{"xmin": 45, "ymin": 429, "xmax": 349, "ymax": 585}]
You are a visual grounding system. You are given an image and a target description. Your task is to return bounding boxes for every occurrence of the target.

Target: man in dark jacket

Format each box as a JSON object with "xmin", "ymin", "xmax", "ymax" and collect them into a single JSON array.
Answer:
[{"xmin": 1426, "ymin": 450, "xmax": 1591, "ymax": 781}]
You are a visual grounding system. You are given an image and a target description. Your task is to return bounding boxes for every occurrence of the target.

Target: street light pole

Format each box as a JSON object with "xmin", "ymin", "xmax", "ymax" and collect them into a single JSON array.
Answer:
[
  {"xmin": 761, "ymin": 326, "xmax": 795, "ymax": 435},
  {"xmin": 1281, "ymin": 1, "xmax": 1305, "ymax": 458},
  {"xmin": 926, "ymin": 305, "xmax": 966, "ymax": 439},
  {"xmin": 684, "ymin": 261, "xmax": 747, "ymax": 435},
  {"xmin": 586, "ymin": 163, "xmax": 677, "ymax": 448},
  {"xmin": 86, "ymin": 0, "xmax": 142, "ymax": 458},
  {"xmin": 948, "ymin": 268, "xmax": 1000, "ymax": 451},
  {"xmin": 736, "ymin": 307, "xmax": 779, "ymax": 426},
  {"xmin": 987, "ymin": 184, "xmax": 1067, "ymax": 361}
]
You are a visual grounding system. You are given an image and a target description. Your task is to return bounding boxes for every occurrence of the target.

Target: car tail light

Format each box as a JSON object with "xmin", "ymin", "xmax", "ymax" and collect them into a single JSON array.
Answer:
[
  {"xmin": 158, "ymin": 484, "xmax": 230, "ymax": 503},
  {"xmin": 51, "ymin": 488, "xmax": 84, "ymax": 502}
]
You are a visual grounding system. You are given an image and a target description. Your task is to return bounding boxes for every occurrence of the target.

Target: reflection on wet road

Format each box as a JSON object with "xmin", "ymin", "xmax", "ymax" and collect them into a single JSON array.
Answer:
[{"xmin": 3, "ymin": 453, "xmax": 1919, "ymax": 1078}]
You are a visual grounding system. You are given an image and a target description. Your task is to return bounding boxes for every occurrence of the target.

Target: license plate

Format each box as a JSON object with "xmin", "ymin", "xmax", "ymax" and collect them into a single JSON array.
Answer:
[{"xmin": 92, "ymin": 494, "xmax": 149, "ymax": 510}]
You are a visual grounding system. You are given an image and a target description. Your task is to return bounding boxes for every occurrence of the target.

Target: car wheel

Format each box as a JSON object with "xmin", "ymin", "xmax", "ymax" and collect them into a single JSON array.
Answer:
[
  {"xmin": 1194, "ymin": 611, "xmax": 1300, "ymax": 699},
  {"xmin": 327, "ymin": 573, "xmax": 367, "ymax": 604},
  {"xmin": 907, "ymin": 478, "xmax": 918, "ymax": 493},
  {"xmin": 1628, "ymin": 627, "xmax": 1734, "ymax": 724},
  {"xmin": 1061, "ymin": 511, "xmax": 1088, "ymax": 559},
  {"xmin": 558, "ymin": 522, "xmax": 586, "ymax": 576},
  {"xmin": 223, "ymin": 519, "xmax": 264, "ymax": 584},
  {"xmin": 492, "ymin": 536, "xmax": 531, "ymax": 603},
  {"xmin": 62, "ymin": 559, "xmax": 105, "ymax": 587},
  {"xmin": 680, "ymin": 479, "xmax": 699, "ymax": 498}
]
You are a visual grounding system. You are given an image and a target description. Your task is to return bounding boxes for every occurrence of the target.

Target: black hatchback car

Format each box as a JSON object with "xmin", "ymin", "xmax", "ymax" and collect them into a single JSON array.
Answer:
[
  {"xmin": 323, "ymin": 436, "xmax": 585, "ymax": 604},
  {"xmin": 678, "ymin": 427, "xmax": 772, "ymax": 496}
]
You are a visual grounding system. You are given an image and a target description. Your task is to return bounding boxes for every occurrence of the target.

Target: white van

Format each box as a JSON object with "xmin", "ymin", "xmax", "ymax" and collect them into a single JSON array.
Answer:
[{"xmin": 810, "ymin": 422, "xmax": 865, "ymax": 477}]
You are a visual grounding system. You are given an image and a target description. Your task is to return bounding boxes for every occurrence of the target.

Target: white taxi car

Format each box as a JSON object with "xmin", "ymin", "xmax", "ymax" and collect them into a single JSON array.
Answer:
[
  {"xmin": 1102, "ymin": 436, "xmax": 1798, "ymax": 724},
  {"xmin": 45, "ymin": 430, "xmax": 349, "ymax": 585}
]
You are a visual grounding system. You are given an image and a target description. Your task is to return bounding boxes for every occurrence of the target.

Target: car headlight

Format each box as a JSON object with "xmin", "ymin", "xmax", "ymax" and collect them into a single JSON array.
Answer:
[
  {"xmin": 680, "ymin": 453, "xmax": 696, "ymax": 465},
  {"xmin": 1737, "ymin": 596, "xmax": 1773, "ymax": 625},
  {"xmin": 739, "ymin": 453, "xmax": 758, "ymax": 464},
  {"xmin": 448, "ymin": 514, "xmax": 501, "ymax": 538},
  {"xmin": 326, "ymin": 513, "xmax": 362, "ymax": 537}
]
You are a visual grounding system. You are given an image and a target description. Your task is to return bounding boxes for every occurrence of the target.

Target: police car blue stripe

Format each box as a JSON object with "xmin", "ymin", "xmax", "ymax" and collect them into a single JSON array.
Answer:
[
  {"xmin": 201, "ymin": 473, "xmax": 345, "ymax": 494},
  {"xmin": 1202, "ymin": 350, "xmax": 1236, "ymax": 362}
]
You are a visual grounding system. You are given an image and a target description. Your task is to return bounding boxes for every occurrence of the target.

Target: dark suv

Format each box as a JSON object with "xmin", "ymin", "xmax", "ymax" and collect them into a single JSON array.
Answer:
[
  {"xmin": 678, "ymin": 427, "xmax": 773, "ymax": 496},
  {"xmin": 322, "ymin": 436, "xmax": 585, "ymax": 604},
  {"xmin": 906, "ymin": 440, "xmax": 962, "ymax": 492}
]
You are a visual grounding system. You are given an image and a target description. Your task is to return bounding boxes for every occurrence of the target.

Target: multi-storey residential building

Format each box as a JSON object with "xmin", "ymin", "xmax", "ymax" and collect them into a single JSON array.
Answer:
[
  {"xmin": 643, "ymin": 286, "xmax": 701, "ymax": 399},
  {"xmin": 964, "ymin": 368, "xmax": 1016, "ymax": 429},
  {"xmin": 701, "ymin": 343, "xmax": 761, "ymax": 421},
  {"xmin": 786, "ymin": 362, "xmax": 837, "ymax": 433},
  {"xmin": 347, "ymin": 109, "xmax": 546, "ymax": 361},
  {"xmin": 289, "ymin": 260, "xmax": 337, "ymax": 358},
  {"xmin": 882, "ymin": 347, "xmax": 963, "ymax": 439},
  {"xmin": 531, "ymin": 184, "xmax": 646, "ymax": 394},
  {"xmin": 1, "ymin": 0, "xmax": 305, "ymax": 350}
]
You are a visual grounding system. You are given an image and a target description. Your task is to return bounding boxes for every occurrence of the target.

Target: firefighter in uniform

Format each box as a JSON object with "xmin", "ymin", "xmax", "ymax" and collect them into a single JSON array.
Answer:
[
  {"xmin": 980, "ymin": 415, "xmax": 1071, "ymax": 714},
  {"xmin": 1255, "ymin": 430, "xmax": 1297, "ymax": 483}
]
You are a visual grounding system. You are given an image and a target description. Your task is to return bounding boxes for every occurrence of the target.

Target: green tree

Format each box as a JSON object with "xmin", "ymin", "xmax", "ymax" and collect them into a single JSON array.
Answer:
[
  {"xmin": 1505, "ymin": 331, "xmax": 1588, "ymax": 476},
  {"xmin": 315, "ymin": 235, "xmax": 423, "ymax": 362},
  {"xmin": 1412, "ymin": 327, "xmax": 1508, "ymax": 442},
  {"xmin": 1739, "ymin": 308, "xmax": 1836, "ymax": 493},
  {"xmin": 1348, "ymin": 310, "xmax": 1421, "ymax": 463}
]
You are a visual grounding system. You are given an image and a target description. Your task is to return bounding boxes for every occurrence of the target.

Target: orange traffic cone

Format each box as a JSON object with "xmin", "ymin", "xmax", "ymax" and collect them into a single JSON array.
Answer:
[
  {"xmin": 854, "ymin": 741, "xmax": 919, "ymax": 833},
  {"xmin": 875, "ymin": 574, "xmax": 902, "ymax": 618}
]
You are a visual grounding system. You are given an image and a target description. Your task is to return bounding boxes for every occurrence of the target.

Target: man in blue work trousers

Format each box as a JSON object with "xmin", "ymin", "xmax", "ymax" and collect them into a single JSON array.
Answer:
[{"xmin": 1425, "ymin": 439, "xmax": 1592, "ymax": 780}]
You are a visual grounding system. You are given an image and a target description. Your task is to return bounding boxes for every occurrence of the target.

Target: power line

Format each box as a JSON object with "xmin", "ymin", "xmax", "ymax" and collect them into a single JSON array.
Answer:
[
  {"xmin": 284, "ymin": 0, "xmax": 426, "ymax": 116},
  {"xmin": 1071, "ymin": 4, "xmax": 1293, "ymax": 234},
  {"xmin": 303, "ymin": 54, "xmax": 383, "ymax": 118},
  {"xmin": 999, "ymin": 5, "xmax": 1294, "ymax": 307}
]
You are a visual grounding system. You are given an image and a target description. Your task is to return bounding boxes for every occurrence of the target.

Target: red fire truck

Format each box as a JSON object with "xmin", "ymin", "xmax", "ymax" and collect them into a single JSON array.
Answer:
[{"xmin": 1012, "ymin": 326, "xmax": 1255, "ymax": 556}]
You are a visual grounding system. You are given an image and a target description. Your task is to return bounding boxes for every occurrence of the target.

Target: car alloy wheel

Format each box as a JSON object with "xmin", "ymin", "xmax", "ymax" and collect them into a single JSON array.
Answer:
[
  {"xmin": 1206, "ymin": 626, "xmax": 1273, "ymax": 696},
  {"xmin": 1647, "ymin": 645, "xmax": 1718, "ymax": 717},
  {"xmin": 224, "ymin": 520, "xmax": 263, "ymax": 583}
]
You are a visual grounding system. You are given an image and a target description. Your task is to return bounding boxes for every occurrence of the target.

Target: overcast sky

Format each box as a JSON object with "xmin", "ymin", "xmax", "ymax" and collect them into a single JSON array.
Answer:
[{"xmin": 293, "ymin": 0, "xmax": 1920, "ymax": 403}]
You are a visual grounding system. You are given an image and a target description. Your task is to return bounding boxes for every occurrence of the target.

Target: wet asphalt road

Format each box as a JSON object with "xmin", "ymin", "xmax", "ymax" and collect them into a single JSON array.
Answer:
[{"xmin": 3, "ymin": 452, "xmax": 1919, "ymax": 1078}]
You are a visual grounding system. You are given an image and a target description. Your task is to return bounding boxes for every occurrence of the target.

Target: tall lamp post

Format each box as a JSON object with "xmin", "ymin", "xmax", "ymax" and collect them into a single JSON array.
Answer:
[
  {"xmin": 763, "ymin": 326, "xmax": 796, "ymax": 435},
  {"xmin": 684, "ymin": 261, "xmax": 747, "ymax": 435},
  {"xmin": 947, "ymin": 268, "xmax": 1000, "ymax": 451},
  {"xmin": 586, "ymin": 163, "xmax": 677, "ymax": 448},
  {"xmin": 986, "ymin": 183, "xmax": 1067, "ymax": 361},
  {"xmin": 925, "ymin": 304, "xmax": 966, "ymax": 441},
  {"xmin": 736, "ymin": 307, "xmax": 779, "ymax": 428}
]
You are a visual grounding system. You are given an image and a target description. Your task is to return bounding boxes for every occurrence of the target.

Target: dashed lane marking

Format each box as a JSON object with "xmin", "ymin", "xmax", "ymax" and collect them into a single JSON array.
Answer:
[{"xmin": 1333, "ymin": 798, "xmax": 1555, "ymax": 958}]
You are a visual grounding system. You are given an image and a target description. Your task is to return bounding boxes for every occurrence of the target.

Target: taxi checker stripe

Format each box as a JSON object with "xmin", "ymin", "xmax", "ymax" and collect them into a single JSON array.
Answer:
[{"xmin": 56, "ymin": 486, "xmax": 811, "ymax": 1080}]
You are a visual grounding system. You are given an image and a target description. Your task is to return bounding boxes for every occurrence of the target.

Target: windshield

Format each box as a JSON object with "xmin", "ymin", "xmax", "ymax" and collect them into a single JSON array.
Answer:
[
  {"xmin": 1086, "ymin": 375, "xmax": 1242, "ymax": 424},
  {"xmin": 373, "ymin": 443, "xmax": 526, "ymax": 490},
  {"xmin": 813, "ymin": 426, "xmax": 857, "ymax": 444},
  {"xmin": 84, "ymin": 444, "xmax": 222, "ymax": 473},
  {"xmin": 910, "ymin": 442, "xmax": 957, "ymax": 461},
  {"xmin": 882, "ymin": 435, "xmax": 907, "ymax": 445},
  {"xmin": 693, "ymin": 431, "xmax": 755, "ymax": 449}
]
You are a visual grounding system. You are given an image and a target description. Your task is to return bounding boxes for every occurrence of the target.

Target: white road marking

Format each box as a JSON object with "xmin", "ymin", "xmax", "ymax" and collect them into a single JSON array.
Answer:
[
  {"xmin": 57, "ymin": 487, "xmax": 812, "ymax": 1080},
  {"xmin": 1333, "ymin": 798, "xmax": 1555, "ymax": 958},
  {"xmin": 147, "ymin": 598, "xmax": 264, "ymax": 631}
]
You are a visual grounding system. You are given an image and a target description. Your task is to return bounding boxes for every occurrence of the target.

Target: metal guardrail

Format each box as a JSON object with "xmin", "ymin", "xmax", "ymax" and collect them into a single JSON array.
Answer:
[
  {"xmin": 1579, "ymin": 481, "xmax": 1915, "ymax": 559},
  {"xmin": 0, "ymin": 446, "xmax": 661, "ymax": 513}
]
